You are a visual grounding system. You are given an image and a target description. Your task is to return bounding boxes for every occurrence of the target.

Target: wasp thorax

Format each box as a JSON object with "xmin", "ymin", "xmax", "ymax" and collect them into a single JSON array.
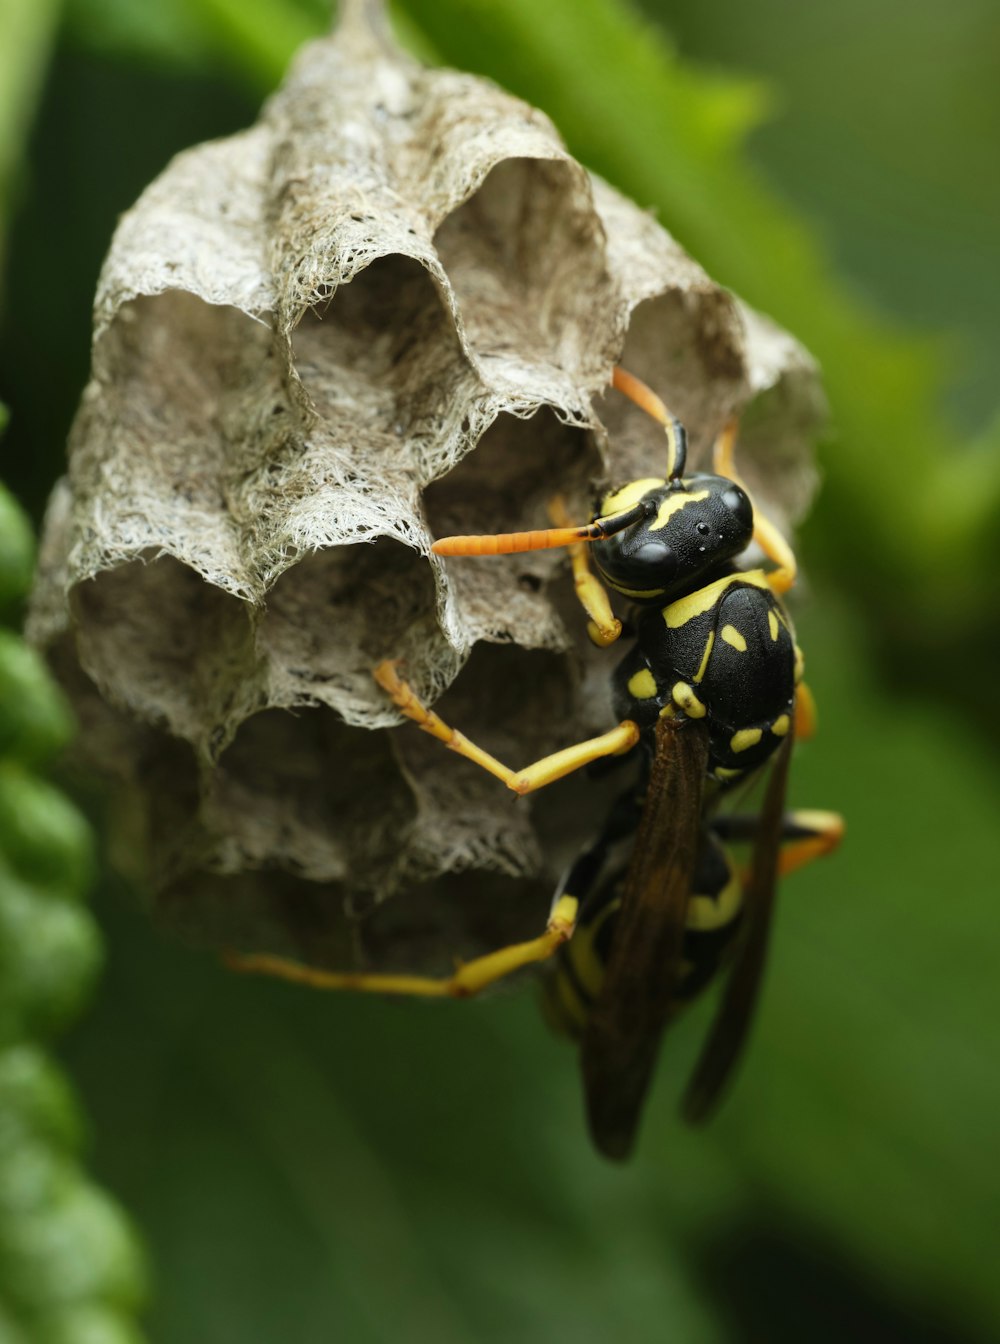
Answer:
[{"xmin": 592, "ymin": 474, "xmax": 754, "ymax": 602}]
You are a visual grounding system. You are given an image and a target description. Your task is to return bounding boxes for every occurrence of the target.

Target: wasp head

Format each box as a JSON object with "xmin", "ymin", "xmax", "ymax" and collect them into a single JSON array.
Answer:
[{"xmin": 592, "ymin": 474, "xmax": 753, "ymax": 602}]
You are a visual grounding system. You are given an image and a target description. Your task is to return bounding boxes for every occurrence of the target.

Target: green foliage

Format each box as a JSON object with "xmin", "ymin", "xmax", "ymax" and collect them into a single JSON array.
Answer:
[
  {"xmin": 2, "ymin": 2, "xmax": 999, "ymax": 1341},
  {"xmin": 0, "ymin": 485, "xmax": 35, "ymax": 620},
  {"xmin": 0, "ymin": 636, "xmax": 74, "ymax": 767},
  {"xmin": 0, "ymin": 0, "xmax": 60, "ymax": 269},
  {"xmin": 0, "ymin": 417, "xmax": 145, "ymax": 1335}
]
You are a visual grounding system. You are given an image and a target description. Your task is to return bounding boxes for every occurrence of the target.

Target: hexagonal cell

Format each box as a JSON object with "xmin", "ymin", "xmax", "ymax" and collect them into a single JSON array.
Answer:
[
  {"xmin": 424, "ymin": 406, "xmax": 601, "ymax": 539},
  {"xmin": 259, "ymin": 536, "xmax": 443, "ymax": 722},
  {"xmin": 388, "ymin": 640, "xmax": 612, "ymax": 873},
  {"xmin": 433, "ymin": 157, "xmax": 613, "ymax": 375},
  {"xmin": 45, "ymin": 633, "xmax": 153, "ymax": 784},
  {"xmin": 97, "ymin": 289, "xmax": 271, "ymax": 436},
  {"xmin": 85, "ymin": 291, "xmax": 279, "ymax": 564},
  {"xmin": 290, "ymin": 252, "xmax": 472, "ymax": 441},
  {"xmin": 423, "ymin": 407, "xmax": 602, "ymax": 649},
  {"xmin": 71, "ymin": 553, "xmax": 261, "ymax": 753},
  {"xmin": 359, "ymin": 868, "xmax": 554, "ymax": 978},
  {"xmin": 159, "ymin": 869, "xmax": 356, "ymax": 969},
  {"xmin": 599, "ymin": 288, "xmax": 748, "ymax": 486},
  {"xmin": 201, "ymin": 705, "xmax": 417, "ymax": 892}
]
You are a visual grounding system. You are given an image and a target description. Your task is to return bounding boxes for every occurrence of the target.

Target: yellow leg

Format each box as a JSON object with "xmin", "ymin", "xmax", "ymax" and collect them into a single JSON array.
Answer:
[
  {"xmin": 226, "ymin": 895, "xmax": 579, "ymax": 999},
  {"xmin": 732, "ymin": 808, "xmax": 844, "ymax": 884},
  {"xmin": 777, "ymin": 810, "xmax": 844, "ymax": 877},
  {"xmin": 795, "ymin": 681, "xmax": 818, "ymax": 740},
  {"xmin": 374, "ymin": 661, "xmax": 640, "ymax": 795},
  {"xmin": 548, "ymin": 494, "xmax": 621, "ymax": 647},
  {"xmin": 611, "ymin": 366, "xmax": 687, "ymax": 479},
  {"xmin": 713, "ymin": 418, "xmax": 797, "ymax": 594}
]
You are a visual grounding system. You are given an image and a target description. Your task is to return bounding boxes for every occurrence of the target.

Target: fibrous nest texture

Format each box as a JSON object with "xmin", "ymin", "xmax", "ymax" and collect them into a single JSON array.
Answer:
[{"xmin": 29, "ymin": 3, "xmax": 825, "ymax": 974}]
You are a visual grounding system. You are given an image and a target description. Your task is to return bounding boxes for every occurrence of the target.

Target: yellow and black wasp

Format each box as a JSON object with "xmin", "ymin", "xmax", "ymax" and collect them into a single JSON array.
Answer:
[{"xmin": 232, "ymin": 367, "xmax": 842, "ymax": 1158}]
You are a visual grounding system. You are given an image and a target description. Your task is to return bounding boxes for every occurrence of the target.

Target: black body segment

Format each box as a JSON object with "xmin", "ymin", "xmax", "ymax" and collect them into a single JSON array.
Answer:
[
  {"xmin": 682, "ymin": 728, "xmax": 794, "ymax": 1122},
  {"xmin": 610, "ymin": 568, "xmax": 799, "ymax": 781},
  {"xmin": 580, "ymin": 715, "xmax": 710, "ymax": 1160}
]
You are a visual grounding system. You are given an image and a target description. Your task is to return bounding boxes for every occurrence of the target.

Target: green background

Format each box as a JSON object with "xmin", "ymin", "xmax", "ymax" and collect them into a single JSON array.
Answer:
[{"xmin": 1, "ymin": 1, "xmax": 998, "ymax": 1339}]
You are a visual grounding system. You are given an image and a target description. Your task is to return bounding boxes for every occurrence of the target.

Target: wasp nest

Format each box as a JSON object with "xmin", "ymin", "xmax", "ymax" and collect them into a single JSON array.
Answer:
[{"xmin": 29, "ymin": 4, "xmax": 824, "ymax": 975}]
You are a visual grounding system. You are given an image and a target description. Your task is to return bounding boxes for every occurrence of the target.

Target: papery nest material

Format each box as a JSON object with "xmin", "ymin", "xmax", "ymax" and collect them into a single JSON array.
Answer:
[{"xmin": 28, "ymin": 0, "xmax": 825, "ymax": 975}]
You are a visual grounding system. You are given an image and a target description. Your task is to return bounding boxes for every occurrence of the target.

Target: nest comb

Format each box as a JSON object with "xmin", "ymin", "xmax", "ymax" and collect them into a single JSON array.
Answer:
[{"xmin": 28, "ymin": 3, "xmax": 825, "ymax": 976}]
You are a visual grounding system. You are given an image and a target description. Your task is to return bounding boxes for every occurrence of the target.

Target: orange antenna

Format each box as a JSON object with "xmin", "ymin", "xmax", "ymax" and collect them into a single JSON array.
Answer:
[
  {"xmin": 432, "ymin": 500, "xmax": 651, "ymax": 558},
  {"xmin": 612, "ymin": 367, "xmax": 688, "ymax": 480}
]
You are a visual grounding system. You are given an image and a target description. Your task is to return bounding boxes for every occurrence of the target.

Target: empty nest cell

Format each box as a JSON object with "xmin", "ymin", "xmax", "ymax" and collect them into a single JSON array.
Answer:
[
  {"xmin": 91, "ymin": 291, "xmax": 272, "ymax": 497},
  {"xmin": 424, "ymin": 407, "xmax": 603, "ymax": 650},
  {"xmin": 258, "ymin": 535, "xmax": 442, "ymax": 722},
  {"xmin": 290, "ymin": 252, "xmax": 471, "ymax": 440},
  {"xmin": 359, "ymin": 869, "xmax": 554, "ymax": 979},
  {"xmin": 70, "ymin": 554, "xmax": 261, "ymax": 754},
  {"xmin": 433, "ymin": 157, "xmax": 613, "ymax": 377},
  {"xmin": 600, "ymin": 289, "xmax": 748, "ymax": 485},
  {"xmin": 202, "ymin": 705, "xmax": 416, "ymax": 889}
]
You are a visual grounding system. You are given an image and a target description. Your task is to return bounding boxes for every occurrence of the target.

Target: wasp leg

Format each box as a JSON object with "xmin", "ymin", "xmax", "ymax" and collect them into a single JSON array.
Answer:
[
  {"xmin": 714, "ymin": 808, "xmax": 844, "ymax": 879},
  {"xmin": 713, "ymin": 419, "xmax": 797, "ymax": 595},
  {"xmin": 374, "ymin": 661, "xmax": 640, "ymax": 795},
  {"xmin": 795, "ymin": 681, "xmax": 818, "ymax": 740},
  {"xmin": 543, "ymin": 787, "xmax": 644, "ymax": 1036},
  {"xmin": 548, "ymin": 493, "xmax": 621, "ymax": 647},
  {"xmin": 775, "ymin": 810, "xmax": 844, "ymax": 876},
  {"xmin": 611, "ymin": 366, "xmax": 688, "ymax": 479},
  {"xmin": 226, "ymin": 895, "xmax": 579, "ymax": 999}
]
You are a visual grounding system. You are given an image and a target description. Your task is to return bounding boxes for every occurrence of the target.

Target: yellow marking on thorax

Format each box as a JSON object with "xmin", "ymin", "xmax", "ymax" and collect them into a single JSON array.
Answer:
[
  {"xmin": 720, "ymin": 624, "xmax": 747, "ymax": 652},
  {"xmin": 627, "ymin": 667, "xmax": 658, "ymax": 700},
  {"xmin": 771, "ymin": 714, "xmax": 790, "ymax": 737},
  {"xmin": 649, "ymin": 488, "xmax": 709, "ymax": 532},
  {"xmin": 768, "ymin": 610, "xmax": 780, "ymax": 642},
  {"xmin": 686, "ymin": 872, "xmax": 743, "ymax": 932},
  {"xmin": 672, "ymin": 682, "xmax": 707, "ymax": 718},
  {"xmin": 714, "ymin": 766, "xmax": 743, "ymax": 781},
  {"xmin": 730, "ymin": 727, "xmax": 763, "ymax": 753},
  {"xmin": 600, "ymin": 478, "xmax": 664, "ymax": 516},
  {"xmin": 662, "ymin": 570, "xmax": 770, "ymax": 630},
  {"xmin": 693, "ymin": 630, "xmax": 715, "ymax": 683},
  {"xmin": 794, "ymin": 644, "xmax": 805, "ymax": 683}
]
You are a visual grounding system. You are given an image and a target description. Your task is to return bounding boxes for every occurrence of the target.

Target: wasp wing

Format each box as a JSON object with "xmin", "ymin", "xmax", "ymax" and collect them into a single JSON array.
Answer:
[
  {"xmin": 681, "ymin": 726, "xmax": 794, "ymax": 1124},
  {"xmin": 581, "ymin": 714, "xmax": 709, "ymax": 1160}
]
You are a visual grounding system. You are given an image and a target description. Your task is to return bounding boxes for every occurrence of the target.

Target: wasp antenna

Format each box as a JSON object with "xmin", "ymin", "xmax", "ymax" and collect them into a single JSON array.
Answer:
[
  {"xmin": 611, "ymin": 366, "xmax": 688, "ymax": 481},
  {"xmin": 432, "ymin": 501, "xmax": 650, "ymax": 557},
  {"xmin": 432, "ymin": 526, "xmax": 592, "ymax": 557}
]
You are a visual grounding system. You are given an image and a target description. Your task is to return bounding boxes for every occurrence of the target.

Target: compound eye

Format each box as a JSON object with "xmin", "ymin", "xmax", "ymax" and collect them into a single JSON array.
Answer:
[
  {"xmin": 721, "ymin": 486, "xmax": 752, "ymax": 528},
  {"xmin": 633, "ymin": 540, "xmax": 674, "ymax": 570}
]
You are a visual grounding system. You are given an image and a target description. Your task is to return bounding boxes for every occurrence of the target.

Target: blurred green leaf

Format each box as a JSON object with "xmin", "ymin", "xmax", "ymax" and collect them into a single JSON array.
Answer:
[
  {"xmin": 0, "ymin": 457, "xmax": 146, "ymax": 1334},
  {"xmin": 0, "ymin": 1047, "xmax": 81, "ymax": 1163},
  {"xmin": 0, "ymin": 634, "xmax": 75, "ymax": 766},
  {"xmin": 0, "ymin": 0, "xmax": 60, "ymax": 265},
  {"xmin": 0, "ymin": 869, "xmax": 102, "ymax": 1043},
  {"xmin": 0, "ymin": 482, "xmax": 35, "ymax": 616},
  {"xmin": 0, "ymin": 1182, "xmax": 145, "ymax": 1317},
  {"xmin": 0, "ymin": 765, "xmax": 94, "ymax": 899},
  {"xmin": 33, "ymin": 1306, "xmax": 147, "ymax": 1344},
  {"xmin": 62, "ymin": 0, "xmax": 213, "ymax": 71}
]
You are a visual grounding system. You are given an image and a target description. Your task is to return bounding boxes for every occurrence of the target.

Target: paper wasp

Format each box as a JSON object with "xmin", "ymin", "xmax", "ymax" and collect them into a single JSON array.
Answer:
[{"xmin": 231, "ymin": 367, "xmax": 842, "ymax": 1158}]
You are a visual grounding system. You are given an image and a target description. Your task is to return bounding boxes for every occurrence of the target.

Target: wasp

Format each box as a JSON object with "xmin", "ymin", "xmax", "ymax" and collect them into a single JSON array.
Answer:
[{"xmin": 231, "ymin": 367, "xmax": 842, "ymax": 1158}]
